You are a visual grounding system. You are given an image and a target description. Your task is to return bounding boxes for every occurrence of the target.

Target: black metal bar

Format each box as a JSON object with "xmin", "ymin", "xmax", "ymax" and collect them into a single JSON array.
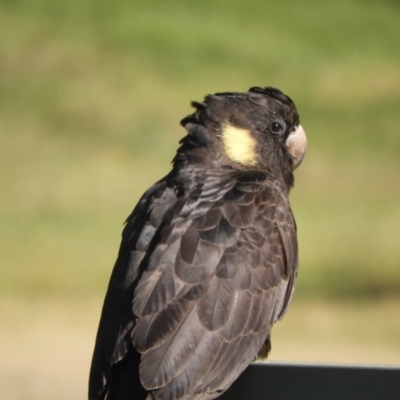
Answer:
[{"xmin": 219, "ymin": 362, "xmax": 400, "ymax": 400}]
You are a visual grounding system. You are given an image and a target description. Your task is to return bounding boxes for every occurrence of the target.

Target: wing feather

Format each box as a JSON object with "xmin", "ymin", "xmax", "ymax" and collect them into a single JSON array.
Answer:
[
  {"xmin": 89, "ymin": 169, "xmax": 299, "ymax": 400},
  {"xmin": 219, "ymin": 288, "xmax": 252, "ymax": 341},
  {"xmin": 139, "ymin": 302, "xmax": 205, "ymax": 389},
  {"xmin": 197, "ymin": 276, "xmax": 237, "ymax": 331},
  {"xmin": 151, "ymin": 332, "xmax": 223, "ymax": 400},
  {"xmin": 132, "ymin": 298, "xmax": 194, "ymax": 353}
]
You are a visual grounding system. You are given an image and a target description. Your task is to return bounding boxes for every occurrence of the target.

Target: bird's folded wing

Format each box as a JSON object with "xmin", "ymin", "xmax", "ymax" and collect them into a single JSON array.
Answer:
[{"xmin": 89, "ymin": 170, "xmax": 298, "ymax": 400}]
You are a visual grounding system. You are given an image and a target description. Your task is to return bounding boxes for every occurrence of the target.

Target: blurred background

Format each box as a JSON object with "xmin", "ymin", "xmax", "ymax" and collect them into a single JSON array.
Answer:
[{"xmin": 1, "ymin": 0, "xmax": 399, "ymax": 398}]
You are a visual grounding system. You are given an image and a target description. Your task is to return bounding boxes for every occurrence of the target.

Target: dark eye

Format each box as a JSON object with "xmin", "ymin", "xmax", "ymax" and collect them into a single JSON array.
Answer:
[{"xmin": 269, "ymin": 119, "xmax": 286, "ymax": 135}]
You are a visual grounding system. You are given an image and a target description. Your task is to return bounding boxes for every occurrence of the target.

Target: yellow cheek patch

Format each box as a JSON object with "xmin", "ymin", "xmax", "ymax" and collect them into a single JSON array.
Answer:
[{"xmin": 221, "ymin": 123, "xmax": 257, "ymax": 166}]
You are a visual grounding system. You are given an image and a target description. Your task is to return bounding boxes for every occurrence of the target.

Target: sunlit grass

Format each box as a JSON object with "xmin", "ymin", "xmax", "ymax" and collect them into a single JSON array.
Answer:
[
  {"xmin": 270, "ymin": 297, "xmax": 400, "ymax": 365},
  {"xmin": 0, "ymin": 297, "xmax": 398, "ymax": 400},
  {"xmin": 0, "ymin": 0, "xmax": 399, "ymax": 299}
]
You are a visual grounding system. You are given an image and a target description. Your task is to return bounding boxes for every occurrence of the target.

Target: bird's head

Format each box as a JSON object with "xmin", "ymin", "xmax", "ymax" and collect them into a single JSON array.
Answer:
[{"xmin": 177, "ymin": 86, "xmax": 307, "ymax": 187}]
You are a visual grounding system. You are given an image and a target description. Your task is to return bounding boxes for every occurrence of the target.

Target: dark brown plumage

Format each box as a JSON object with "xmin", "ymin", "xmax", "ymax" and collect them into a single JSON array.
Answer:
[{"xmin": 89, "ymin": 87, "xmax": 306, "ymax": 400}]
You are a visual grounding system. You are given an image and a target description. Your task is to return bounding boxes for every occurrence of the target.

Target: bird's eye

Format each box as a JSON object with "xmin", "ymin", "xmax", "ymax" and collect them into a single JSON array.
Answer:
[{"xmin": 269, "ymin": 119, "xmax": 286, "ymax": 135}]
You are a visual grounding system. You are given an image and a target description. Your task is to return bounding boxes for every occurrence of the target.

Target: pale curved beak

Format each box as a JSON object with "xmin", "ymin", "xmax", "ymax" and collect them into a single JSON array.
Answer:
[{"xmin": 286, "ymin": 124, "xmax": 307, "ymax": 169}]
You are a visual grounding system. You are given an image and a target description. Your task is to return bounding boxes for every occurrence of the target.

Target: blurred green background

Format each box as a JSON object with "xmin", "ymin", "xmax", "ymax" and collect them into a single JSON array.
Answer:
[{"xmin": 1, "ymin": 0, "xmax": 399, "ymax": 399}]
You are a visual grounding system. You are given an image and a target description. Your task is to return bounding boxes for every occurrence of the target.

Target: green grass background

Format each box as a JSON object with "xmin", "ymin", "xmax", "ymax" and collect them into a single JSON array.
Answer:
[
  {"xmin": 1, "ymin": 0, "xmax": 400, "ymax": 398},
  {"xmin": 2, "ymin": 0, "xmax": 399, "ymax": 299}
]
